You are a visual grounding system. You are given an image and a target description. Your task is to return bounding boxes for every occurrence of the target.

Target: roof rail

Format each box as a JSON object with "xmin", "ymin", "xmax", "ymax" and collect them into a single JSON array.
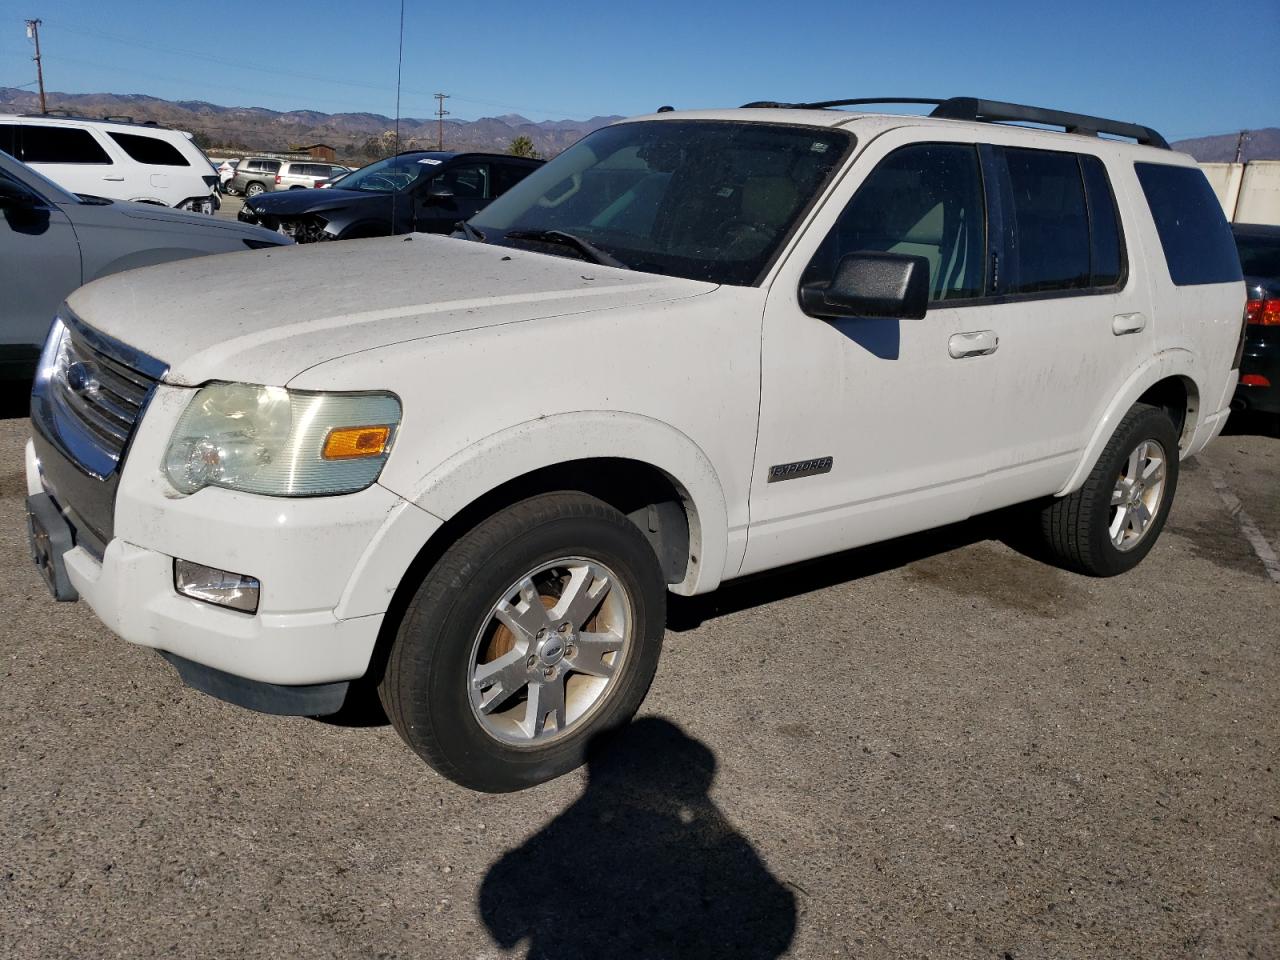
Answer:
[
  {"xmin": 738, "ymin": 96, "xmax": 1169, "ymax": 150},
  {"xmin": 19, "ymin": 111, "xmax": 163, "ymax": 128}
]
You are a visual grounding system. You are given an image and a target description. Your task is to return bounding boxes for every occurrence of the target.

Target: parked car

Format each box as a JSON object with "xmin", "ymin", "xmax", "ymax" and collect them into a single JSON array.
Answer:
[
  {"xmin": 0, "ymin": 114, "xmax": 220, "ymax": 213},
  {"xmin": 237, "ymin": 151, "xmax": 541, "ymax": 241},
  {"xmin": 1231, "ymin": 223, "xmax": 1280, "ymax": 418},
  {"xmin": 275, "ymin": 160, "xmax": 351, "ymax": 191},
  {"xmin": 0, "ymin": 149, "xmax": 288, "ymax": 379},
  {"xmin": 215, "ymin": 158, "xmax": 239, "ymax": 192},
  {"xmin": 226, "ymin": 157, "xmax": 281, "ymax": 198},
  {"xmin": 25, "ymin": 98, "xmax": 1245, "ymax": 793}
]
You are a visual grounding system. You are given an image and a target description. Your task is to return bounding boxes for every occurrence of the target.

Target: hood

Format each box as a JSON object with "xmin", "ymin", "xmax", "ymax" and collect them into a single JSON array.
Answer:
[
  {"xmin": 67, "ymin": 233, "xmax": 715, "ymax": 387},
  {"xmin": 246, "ymin": 187, "xmax": 381, "ymax": 217}
]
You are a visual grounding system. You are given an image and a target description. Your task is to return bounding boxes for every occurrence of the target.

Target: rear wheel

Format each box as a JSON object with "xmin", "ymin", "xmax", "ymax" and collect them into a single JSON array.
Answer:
[
  {"xmin": 379, "ymin": 493, "xmax": 666, "ymax": 792},
  {"xmin": 1038, "ymin": 403, "xmax": 1180, "ymax": 576},
  {"xmin": 245, "ymin": 182, "xmax": 266, "ymax": 198}
]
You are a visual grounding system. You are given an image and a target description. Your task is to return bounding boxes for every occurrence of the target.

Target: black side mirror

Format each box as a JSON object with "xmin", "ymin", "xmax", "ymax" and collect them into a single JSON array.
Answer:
[
  {"xmin": 799, "ymin": 251, "xmax": 930, "ymax": 321},
  {"xmin": 424, "ymin": 181, "xmax": 454, "ymax": 204}
]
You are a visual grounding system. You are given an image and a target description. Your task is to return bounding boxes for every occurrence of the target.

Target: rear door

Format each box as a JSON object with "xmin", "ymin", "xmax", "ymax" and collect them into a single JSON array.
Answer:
[
  {"xmin": 415, "ymin": 160, "xmax": 491, "ymax": 233},
  {"xmin": 972, "ymin": 145, "xmax": 1147, "ymax": 510}
]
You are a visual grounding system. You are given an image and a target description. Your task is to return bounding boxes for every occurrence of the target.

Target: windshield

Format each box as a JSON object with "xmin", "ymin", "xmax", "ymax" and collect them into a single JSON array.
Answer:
[
  {"xmin": 335, "ymin": 154, "xmax": 448, "ymax": 193},
  {"xmin": 469, "ymin": 120, "xmax": 853, "ymax": 285},
  {"xmin": 1236, "ymin": 233, "xmax": 1280, "ymax": 284}
]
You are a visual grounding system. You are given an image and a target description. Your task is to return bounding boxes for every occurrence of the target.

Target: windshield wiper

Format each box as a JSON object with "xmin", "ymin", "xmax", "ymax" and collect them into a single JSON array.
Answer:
[
  {"xmin": 504, "ymin": 229, "xmax": 628, "ymax": 269},
  {"xmin": 455, "ymin": 220, "xmax": 486, "ymax": 243}
]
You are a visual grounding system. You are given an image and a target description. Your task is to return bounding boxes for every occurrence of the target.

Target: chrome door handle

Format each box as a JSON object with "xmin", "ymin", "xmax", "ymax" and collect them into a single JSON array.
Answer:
[
  {"xmin": 1112, "ymin": 312, "xmax": 1147, "ymax": 335},
  {"xmin": 102, "ymin": 175, "xmax": 125, "ymax": 181},
  {"xmin": 948, "ymin": 330, "xmax": 999, "ymax": 359}
]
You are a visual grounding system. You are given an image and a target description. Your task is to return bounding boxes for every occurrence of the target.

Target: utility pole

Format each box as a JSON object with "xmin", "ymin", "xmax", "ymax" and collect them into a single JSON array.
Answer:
[
  {"xmin": 434, "ymin": 92, "xmax": 449, "ymax": 151},
  {"xmin": 1233, "ymin": 130, "xmax": 1249, "ymax": 164},
  {"xmin": 25, "ymin": 19, "xmax": 46, "ymax": 114}
]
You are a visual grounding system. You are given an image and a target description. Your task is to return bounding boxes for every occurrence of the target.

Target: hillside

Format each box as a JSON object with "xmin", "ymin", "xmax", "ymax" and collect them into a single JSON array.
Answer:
[
  {"xmin": 0, "ymin": 87, "xmax": 622, "ymax": 160},
  {"xmin": 1171, "ymin": 128, "xmax": 1280, "ymax": 162}
]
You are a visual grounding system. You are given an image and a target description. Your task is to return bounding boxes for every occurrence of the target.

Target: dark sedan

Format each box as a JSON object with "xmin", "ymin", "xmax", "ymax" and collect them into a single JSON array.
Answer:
[
  {"xmin": 238, "ymin": 151, "xmax": 542, "ymax": 242},
  {"xmin": 1232, "ymin": 223, "xmax": 1280, "ymax": 418}
]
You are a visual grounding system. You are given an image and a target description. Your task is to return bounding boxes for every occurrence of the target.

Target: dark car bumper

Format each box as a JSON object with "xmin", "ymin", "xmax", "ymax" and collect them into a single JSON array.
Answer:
[{"xmin": 1234, "ymin": 324, "xmax": 1280, "ymax": 416}]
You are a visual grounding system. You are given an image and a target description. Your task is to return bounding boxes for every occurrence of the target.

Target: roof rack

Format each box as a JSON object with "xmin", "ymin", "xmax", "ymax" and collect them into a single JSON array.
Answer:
[
  {"xmin": 19, "ymin": 111, "xmax": 161, "ymax": 128},
  {"xmin": 738, "ymin": 96, "xmax": 1169, "ymax": 150}
]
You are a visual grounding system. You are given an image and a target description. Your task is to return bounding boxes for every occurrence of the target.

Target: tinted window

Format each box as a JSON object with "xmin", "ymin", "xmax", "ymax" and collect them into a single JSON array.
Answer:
[
  {"xmin": 804, "ymin": 142, "xmax": 986, "ymax": 301},
  {"xmin": 492, "ymin": 162, "xmax": 537, "ymax": 195},
  {"xmin": 16, "ymin": 125, "xmax": 110, "ymax": 164},
  {"xmin": 108, "ymin": 132, "xmax": 190, "ymax": 166},
  {"xmin": 0, "ymin": 127, "xmax": 16, "ymax": 156},
  {"xmin": 1081, "ymin": 156, "xmax": 1124, "ymax": 287},
  {"xmin": 1135, "ymin": 163, "xmax": 1241, "ymax": 286},
  {"xmin": 445, "ymin": 162, "xmax": 490, "ymax": 199},
  {"xmin": 1003, "ymin": 148, "xmax": 1090, "ymax": 293},
  {"xmin": 1235, "ymin": 233, "xmax": 1280, "ymax": 284}
]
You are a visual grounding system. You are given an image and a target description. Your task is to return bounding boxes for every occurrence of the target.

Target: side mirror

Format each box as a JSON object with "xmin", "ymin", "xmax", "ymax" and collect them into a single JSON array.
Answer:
[
  {"xmin": 799, "ymin": 251, "xmax": 930, "ymax": 321},
  {"xmin": 424, "ymin": 181, "xmax": 454, "ymax": 204},
  {"xmin": 0, "ymin": 178, "xmax": 40, "ymax": 209}
]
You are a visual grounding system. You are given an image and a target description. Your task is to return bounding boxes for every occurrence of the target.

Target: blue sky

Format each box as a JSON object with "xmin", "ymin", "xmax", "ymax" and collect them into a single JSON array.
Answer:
[{"xmin": 0, "ymin": 0, "xmax": 1276, "ymax": 141}]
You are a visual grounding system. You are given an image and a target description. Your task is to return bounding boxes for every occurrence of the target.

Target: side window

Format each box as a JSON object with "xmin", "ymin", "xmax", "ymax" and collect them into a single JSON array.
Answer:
[
  {"xmin": 17, "ymin": 125, "xmax": 110, "ymax": 164},
  {"xmin": 108, "ymin": 132, "xmax": 190, "ymax": 166},
  {"xmin": 1081, "ymin": 156, "xmax": 1124, "ymax": 287},
  {"xmin": 262, "ymin": 160, "xmax": 281, "ymax": 174},
  {"xmin": 0, "ymin": 126, "xmax": 17, "ymax": 157},
  {"xmin": 445, "ymin": 162, "xmax": 491, "ymax": 199},
  {"xmin": 803, "ymin": 143, "xmax": 986, "ymax": 301},
  {"xmin": 493, "ymin": 162, "xmax": 536, "ymax": 196},
  {"xmin": 1002, "ymin": 147, "xmax": 1090, "ymax": 293},
  {"xmin": 1134, "ymin": 163, "xmax": 1242, "ymax": 286}
]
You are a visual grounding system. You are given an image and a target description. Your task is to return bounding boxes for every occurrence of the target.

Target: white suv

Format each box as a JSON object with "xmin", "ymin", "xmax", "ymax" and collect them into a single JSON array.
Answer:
[
  {"xmin": 25, "ymin": 98, "xmax": 1246, "ymax": 792},
  {"xmin": 0, "ymin": 114, "xmax": 219, "ymax": 212}
]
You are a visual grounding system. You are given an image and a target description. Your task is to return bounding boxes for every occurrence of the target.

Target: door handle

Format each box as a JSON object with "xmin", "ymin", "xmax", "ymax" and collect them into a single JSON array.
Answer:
[
  {"xmin": 948, "ymin": 330, "xmax": 999, "ymax": 359},
  {"xmin": 102, "ymin": 175, "xmax": 125, "ymax": 181},
  {"xmin": 1112, "ymin": 312, "xmax": 1147, "ymax": 335}
]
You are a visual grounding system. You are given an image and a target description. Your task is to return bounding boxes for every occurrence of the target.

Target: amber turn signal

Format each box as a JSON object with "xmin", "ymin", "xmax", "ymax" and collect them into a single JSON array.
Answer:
[{"xmin": 322, "ymin": 425, "xmax": 391, "ymax": 460}]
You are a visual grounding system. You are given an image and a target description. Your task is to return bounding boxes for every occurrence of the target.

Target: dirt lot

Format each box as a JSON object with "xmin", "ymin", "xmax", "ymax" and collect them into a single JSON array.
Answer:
[{"xmin": 1, "ymin": 399, "xmax": 1276, "ymax": 959}]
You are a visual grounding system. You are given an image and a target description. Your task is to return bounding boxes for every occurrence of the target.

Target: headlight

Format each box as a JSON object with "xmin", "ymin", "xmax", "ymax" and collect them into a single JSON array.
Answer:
[{"xmin": 163, "ymin": 382, "xmax": 400, "ymax": 496}]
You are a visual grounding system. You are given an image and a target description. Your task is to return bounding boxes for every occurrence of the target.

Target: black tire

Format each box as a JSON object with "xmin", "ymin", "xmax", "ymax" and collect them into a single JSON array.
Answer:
[
  {"xmin": 1039, "ymin": 402, "xmax": 1180, "ymax": 576},
  {"xmin": 379, "ymin": 492, "xmax": 666, "ymax": 792},
  {"xmin": 245, "ymin": 182, "xmax": 266, "ymax": 197}
]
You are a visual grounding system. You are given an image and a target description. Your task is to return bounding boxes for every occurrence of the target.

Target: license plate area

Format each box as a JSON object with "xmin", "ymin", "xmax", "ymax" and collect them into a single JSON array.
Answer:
[{"xmin": 26, "ymin": 493, "xmax": 80, "ymax": 601}]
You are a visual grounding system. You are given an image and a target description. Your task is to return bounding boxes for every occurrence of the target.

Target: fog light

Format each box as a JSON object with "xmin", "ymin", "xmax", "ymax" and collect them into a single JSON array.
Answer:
[{"xmin": 174, "ymin": 559, "xmax": 260, "ymax": 613}]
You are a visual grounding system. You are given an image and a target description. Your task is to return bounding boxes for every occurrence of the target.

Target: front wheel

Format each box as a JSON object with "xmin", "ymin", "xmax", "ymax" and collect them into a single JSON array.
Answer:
[
  {"xmin": 1038, "ymin": 402, "xmax": 1180, "ymax": 576},
  {"xmin": 379, "ymin": 493, "xmax": 666, "ymax": 792}
]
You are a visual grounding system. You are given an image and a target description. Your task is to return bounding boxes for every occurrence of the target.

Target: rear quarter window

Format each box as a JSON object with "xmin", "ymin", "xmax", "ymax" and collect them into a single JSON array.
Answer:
[
  {"xmin": 1135, "ymin": 163, "xmax": 1241, "ymax": 286},
  {"xmin": 108, "ymin": 132, "xmax": 191, "ymax": 166}
]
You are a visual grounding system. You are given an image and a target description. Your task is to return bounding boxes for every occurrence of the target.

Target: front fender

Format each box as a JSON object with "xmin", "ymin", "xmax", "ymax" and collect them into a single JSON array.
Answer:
[
  {"xmin": 1057, "ymin": 348, "xmax": 1200, "ymax": 496},
  {"xmin": 386, "ymin": 411, "xmax": 730, "ymax": 596}
]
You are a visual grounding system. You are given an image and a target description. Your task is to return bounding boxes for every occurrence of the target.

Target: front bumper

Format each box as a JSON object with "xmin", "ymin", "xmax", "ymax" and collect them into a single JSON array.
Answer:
[{"xmin": 26, "ymin": 383, "xmax": 442, "ymax": 690}]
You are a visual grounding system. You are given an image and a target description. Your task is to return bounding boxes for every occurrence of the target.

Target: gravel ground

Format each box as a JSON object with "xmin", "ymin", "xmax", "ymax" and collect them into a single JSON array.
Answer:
[{"xmin": 0, "ymin": 401, "xmax": 1276, "ymax": 960}]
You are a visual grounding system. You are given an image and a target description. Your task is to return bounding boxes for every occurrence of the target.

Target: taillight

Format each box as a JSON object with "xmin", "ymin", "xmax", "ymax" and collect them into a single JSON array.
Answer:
[
  {"xmin": 275, "ymin": 174, "xmax": 282, "ymax": 184},
  {"xmin": 1241, "ymin": 373, "xmax": 1271, "ymax": 387},
  {"xmin": 1247, "ymin": 298, "xmax": 1280, "ymax": 326}
]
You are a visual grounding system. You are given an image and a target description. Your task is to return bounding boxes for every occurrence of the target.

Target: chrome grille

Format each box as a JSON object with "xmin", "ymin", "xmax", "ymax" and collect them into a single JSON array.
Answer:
[{"xmin": 51, "ymin": 330, "xmax": 154, "ymax": 461}]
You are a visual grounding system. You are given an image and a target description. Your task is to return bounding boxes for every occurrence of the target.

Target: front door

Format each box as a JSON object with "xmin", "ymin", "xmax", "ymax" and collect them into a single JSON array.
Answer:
[{"xmin": 742, "ymin": 135, "xmax": 1002, "ymax": 575}]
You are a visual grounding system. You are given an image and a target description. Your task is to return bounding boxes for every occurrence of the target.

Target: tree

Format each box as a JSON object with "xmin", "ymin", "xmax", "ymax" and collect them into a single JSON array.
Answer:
[{"xmin": 508, "ymin": 135, "xmax": 539, "ymax": 159}]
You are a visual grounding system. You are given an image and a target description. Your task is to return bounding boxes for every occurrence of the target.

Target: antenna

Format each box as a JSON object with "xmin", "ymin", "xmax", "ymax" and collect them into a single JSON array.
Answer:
[
  {"xmin": 25, "ymin": 19, "xmax": 47, "ymax": 114},
  {"xmin": 434, "ymin": 93, "xmax": 450, "ymax": 151},
  {"xmin": 391, "ymin": 0, "xmax": 405, "ymax": 234}
]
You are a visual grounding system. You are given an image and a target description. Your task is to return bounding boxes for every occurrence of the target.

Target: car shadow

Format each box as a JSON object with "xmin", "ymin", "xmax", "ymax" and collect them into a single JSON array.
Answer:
[
  {"xmin": 0, "ymin": 378, "xmax": 32, "ymax": 420},
  {"xmin": 325, "ymin": 509, "xmax": 1037, "ymax": 727},
  {"xmin": 1222, "ymin": 409, "xmax": 1280, "ymax": 439},
  {"xmin": 479, "ymin": 717, "xmax": 797, "ymax": 960}
]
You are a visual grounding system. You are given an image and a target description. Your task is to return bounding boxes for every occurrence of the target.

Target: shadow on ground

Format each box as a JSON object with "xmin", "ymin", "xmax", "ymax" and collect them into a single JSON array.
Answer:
[
  {"xmin": 1222, "ymin": 409, "xmax": 1280, "ymax": 438},
  {"xmin": 0, "ymin": 379, "xmax": 32, "ymax": 420},
  {"xmin": 479, "ymin": 717, "xmax": 797, "ymax": 960}
]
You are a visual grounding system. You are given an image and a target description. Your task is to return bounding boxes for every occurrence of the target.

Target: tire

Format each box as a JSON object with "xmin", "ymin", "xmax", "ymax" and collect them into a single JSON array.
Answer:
[
  {"xmin": 245, "ymin": 182, "xmax": 266, "ymax": 198},
  {"xmin": 1038, "ymin": 402, "xmax": 1180, "ymax": 576},
  {"xmin": 379, "ymin": 492, "xmax": 666, "ymax": 792}
]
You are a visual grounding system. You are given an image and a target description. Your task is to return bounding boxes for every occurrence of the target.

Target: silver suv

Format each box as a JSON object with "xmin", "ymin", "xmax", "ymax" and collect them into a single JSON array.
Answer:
[
  {"xmin": 276, "ymin": 160, "xmax": 350, "ymax": 191},
  {"xmin": 227, "ymin": 157, "xmax": 280, "ymax": 197}
]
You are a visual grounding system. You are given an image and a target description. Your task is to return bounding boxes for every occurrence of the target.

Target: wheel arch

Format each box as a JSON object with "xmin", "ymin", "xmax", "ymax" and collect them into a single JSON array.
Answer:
[{"xmin": 1058, "ymin": 350, "xmax": 1202, "ymax": 496}]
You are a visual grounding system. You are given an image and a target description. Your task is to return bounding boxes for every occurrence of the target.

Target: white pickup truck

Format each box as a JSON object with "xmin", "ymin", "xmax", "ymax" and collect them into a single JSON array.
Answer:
[{"xmin": 27, "ymin": 98, "xmax": 1246, "ymax": 791}]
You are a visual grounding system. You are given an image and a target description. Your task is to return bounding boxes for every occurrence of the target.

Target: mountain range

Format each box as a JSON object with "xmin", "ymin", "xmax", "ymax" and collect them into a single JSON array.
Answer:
[
  {"xmin": 0, "ymin": 87, "xmax": 621, "ymax": 159},
  {"xmin": 1, "ymin": 87, "xmax": 1275, "ymax": 163}
]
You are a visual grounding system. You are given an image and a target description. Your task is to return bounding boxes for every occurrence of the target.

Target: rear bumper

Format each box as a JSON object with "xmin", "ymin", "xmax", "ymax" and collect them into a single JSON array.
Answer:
[{"xmin": 1233, "ymin": 330, "xmax": 1280, "ymax": 415}]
